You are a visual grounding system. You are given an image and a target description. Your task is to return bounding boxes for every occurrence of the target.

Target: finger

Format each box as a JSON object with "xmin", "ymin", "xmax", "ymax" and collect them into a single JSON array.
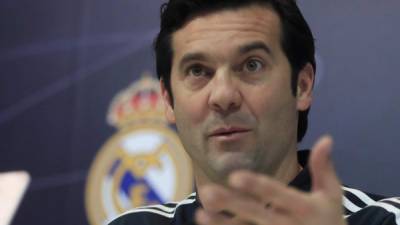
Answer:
[
  {"xmin": 201, "ymin": 184, "xmax": 305, "ymax": 225},
  {"xmin": 309, "ymin": 135, "xmax": 342, "ymax": 200},
  {"xmin": 200, "ymin": 184, "xmax": 269, "ymax": 223},
  {"xmin": 264, "ymin": 208, "xmax": 302, "ymax": 225},
  {"xmin": 199, "ymin": 184, "xmax": 235, "ymax": 213},
  {"xmin": 195, "ymin": 209, "xmax": 225, "ymax": 225},
  {"xmin": 196, "ymin": 207, "xmax": 299, "ymax": 225},
  {"xmin": 228, "ymin": 171, "xmax": 313, "ymax": 216},
  {"xmin": 195, "ymin": 209, "xmax": 243, "ymax": 225},
  {"xmin": 228, "ymin": 170, "xmax": 290, "ymax": 204}
]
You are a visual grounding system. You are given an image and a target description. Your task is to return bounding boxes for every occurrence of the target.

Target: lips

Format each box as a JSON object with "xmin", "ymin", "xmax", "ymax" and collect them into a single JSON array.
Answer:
[{"xmin": 208, "ymin": 127, "xmax": 251, "ymax": 137}]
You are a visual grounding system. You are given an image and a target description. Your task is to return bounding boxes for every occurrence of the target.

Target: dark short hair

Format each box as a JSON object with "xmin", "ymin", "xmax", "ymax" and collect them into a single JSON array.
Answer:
[{"xmin": 154, "ymin": 0, "xmax": 315, "ymax": 142}]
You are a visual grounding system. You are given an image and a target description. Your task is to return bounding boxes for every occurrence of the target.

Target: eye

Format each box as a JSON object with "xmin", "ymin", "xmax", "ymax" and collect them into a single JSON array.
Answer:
[
  {"xmin": 244, "ymin": 59, "xmax": 264, "ymax": 73},
  {"xmin": 187, "ymin": 65, "xmax": 209, "ymax": 77}
]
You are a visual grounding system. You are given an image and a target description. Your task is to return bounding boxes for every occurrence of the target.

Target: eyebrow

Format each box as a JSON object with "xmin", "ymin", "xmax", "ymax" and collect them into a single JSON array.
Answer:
[
  {"xmin": 238, "ymin": 41, "xmax": 272, "ymax": 56},
  {"xmin": 179, "ymin": 53, "xmax": 208, "ymax": 70},
  {"xmin": 178, "ymin": 41, "xmax": 273, "ymax": 70}
]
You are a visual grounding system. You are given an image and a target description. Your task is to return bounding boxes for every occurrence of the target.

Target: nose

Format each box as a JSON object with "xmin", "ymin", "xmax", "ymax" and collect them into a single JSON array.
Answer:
[{"xmin": 208, "ymin": 72, "xmax": 242, "ymax": 114}]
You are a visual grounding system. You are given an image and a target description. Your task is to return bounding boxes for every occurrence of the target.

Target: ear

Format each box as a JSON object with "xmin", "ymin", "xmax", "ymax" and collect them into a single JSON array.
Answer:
[
  {"xmin": 160, "ymin": 79, "xmax": 176, "ymax": 124},
  {"xmin": 296, "ymin": 63, "xmax": 314, "ymax": 111}
]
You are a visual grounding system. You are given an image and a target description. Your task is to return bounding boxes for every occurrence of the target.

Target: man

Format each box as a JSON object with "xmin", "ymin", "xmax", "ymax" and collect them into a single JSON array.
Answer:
[{"xmin": 109, "ymin": 0, "xmax": 400, "ymax": 225}]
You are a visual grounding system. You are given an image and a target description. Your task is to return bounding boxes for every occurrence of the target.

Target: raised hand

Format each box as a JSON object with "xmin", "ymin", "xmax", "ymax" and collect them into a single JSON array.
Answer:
[{"xmin": 195, "ymin": 136, "xmax": 347, "ymax": 225}]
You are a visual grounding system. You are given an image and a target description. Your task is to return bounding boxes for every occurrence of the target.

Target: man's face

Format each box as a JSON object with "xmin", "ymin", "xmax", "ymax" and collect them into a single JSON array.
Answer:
[{"xmin": 162, "ymin": 5, "xmax": 313, "ymax": 181}]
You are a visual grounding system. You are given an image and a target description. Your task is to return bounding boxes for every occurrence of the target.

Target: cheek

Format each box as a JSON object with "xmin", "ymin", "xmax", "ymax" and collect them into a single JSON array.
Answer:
[
  {"xmin": 174, "ymin": 92, "xmax": 208, "ymax": 126},
  {"xmin": 170, "ymin": 68, "xmax": 209, "ymax": 126},
  {"xmin": 247, "ymin": 86, "xmax": 297, "ymax": 127}
]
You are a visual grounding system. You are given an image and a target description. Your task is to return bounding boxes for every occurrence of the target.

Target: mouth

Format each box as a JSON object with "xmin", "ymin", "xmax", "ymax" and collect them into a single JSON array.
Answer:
[{"xmin": 208, "ymin": 127, "xmax": 251, "ymax": 139}]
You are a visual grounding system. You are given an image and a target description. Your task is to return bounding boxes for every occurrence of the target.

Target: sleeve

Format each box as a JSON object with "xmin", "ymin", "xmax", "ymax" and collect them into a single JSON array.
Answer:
[{"xmin": 346, "ymin": 197, "xmax": 400, "ymax": 225}]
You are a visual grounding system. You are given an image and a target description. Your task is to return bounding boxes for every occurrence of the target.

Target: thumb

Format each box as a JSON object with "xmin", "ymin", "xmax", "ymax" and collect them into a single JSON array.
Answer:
[{"xmin": 310, "ymin": 135, "xmax": 342, "ymax": 198}]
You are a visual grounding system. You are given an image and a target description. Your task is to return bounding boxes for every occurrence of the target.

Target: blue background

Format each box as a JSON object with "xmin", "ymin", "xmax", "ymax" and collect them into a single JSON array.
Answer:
[{"xmin": 1, "ymin": 0, "xmax": 399, "ymax": 224}]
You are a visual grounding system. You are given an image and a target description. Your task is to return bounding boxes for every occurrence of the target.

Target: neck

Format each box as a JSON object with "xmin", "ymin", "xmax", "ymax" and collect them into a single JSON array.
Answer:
[{"xmin": 268, "ymin": 149, "xmax": 302, "ymax": 184}]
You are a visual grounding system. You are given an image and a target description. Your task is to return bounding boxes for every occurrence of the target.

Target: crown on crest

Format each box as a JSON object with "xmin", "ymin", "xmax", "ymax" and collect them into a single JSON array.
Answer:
[{"xmin": 107, "ymin": 72, "xmax": 167, "ymax": 128}]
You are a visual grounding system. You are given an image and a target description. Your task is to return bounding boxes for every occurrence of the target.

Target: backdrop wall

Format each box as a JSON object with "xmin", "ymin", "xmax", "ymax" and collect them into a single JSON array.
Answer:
[{"xmin": 1, "ymin": 1, "xmax": 399, "ymax": 225}]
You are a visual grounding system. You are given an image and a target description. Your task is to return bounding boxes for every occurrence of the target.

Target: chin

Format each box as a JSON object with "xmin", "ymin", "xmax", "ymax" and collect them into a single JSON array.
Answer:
[{"xmin": 211, "ymin": 152, "xmax": 256, "ymax": 177}]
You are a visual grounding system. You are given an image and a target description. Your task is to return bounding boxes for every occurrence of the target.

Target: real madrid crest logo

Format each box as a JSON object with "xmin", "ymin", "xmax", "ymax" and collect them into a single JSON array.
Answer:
[{"xmin": 85, "ymin": 73, "xmax": 193, "ymax": 225}]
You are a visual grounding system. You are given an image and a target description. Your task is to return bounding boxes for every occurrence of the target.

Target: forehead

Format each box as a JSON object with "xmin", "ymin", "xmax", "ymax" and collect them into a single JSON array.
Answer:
[{"xmin": 171, "ymin": 5, "xmax": 283, "ymax": 58}]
